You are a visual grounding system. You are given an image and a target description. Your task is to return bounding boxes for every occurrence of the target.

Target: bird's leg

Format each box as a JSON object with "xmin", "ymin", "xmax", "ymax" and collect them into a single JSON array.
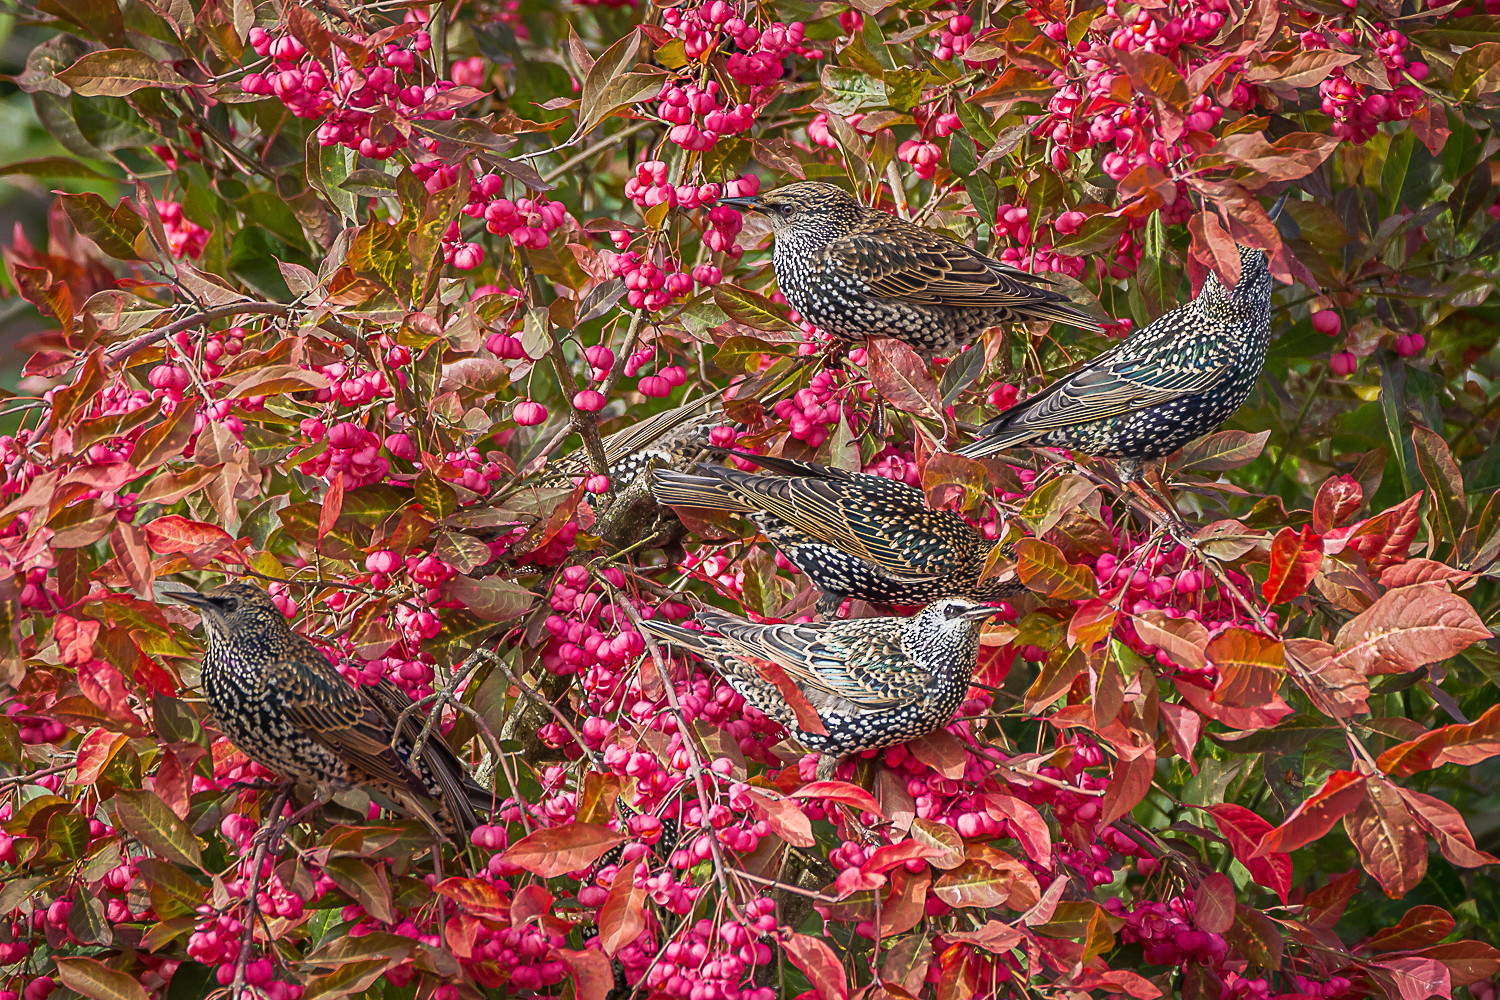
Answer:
[{"xmin": 814, "ymin": 754, "xmax": 843, "ymax": 782}]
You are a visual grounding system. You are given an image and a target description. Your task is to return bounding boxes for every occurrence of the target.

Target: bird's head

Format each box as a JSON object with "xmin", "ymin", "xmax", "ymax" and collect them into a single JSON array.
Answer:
[
  {"xmin": 718, "ymin": 182, "xmax": 861, "ymax": 239},
  {"xmin": 904, "ymin": 598, "xmax": 1004, "ymax": 656},
  {"xmin": 167, "ymin": 582, "xmax": 286, "ymax": 643}
]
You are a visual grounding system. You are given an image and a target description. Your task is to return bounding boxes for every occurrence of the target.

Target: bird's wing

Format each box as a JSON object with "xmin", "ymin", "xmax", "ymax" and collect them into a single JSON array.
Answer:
[
  {"xmin": 977, "ymin": 323, "xmax": 1237, "ymax": 439},
  {"xmin": 364, "ymin": 679, "xmax": 490, "ymax": 825},
  {"xmin": 731, "ymin": 472, "xmax": 956, "ymax": 580},
  {"xmin": 832, "ymin": 217, "xmax": 1061, "ymax": 307},
  {"xmin": 700, "ymin": 611, "xmax": 933, "ymax": 710},
  {"xmin": 268, "ymin": 656, "xmax": 423, "ymax": 790}
]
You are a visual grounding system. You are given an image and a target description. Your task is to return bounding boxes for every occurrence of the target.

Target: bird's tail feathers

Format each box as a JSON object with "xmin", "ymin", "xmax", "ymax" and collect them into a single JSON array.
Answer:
[
  {"xmin": 639, "ymin": 617, "xmax": 719, "ymax": 659},
  {"xmin": 1031, "ymin": 300, "xmax": 1106, "ymax": 335},
  {"xmin": 703, "ymin": 449, "xmax": 848, "ymax": 481},
  {"xmin": 650, "ymin": 470, "xmax": 755, "ymax": 513},
  {"xmin": 956, "ymin": 425, "xmax": 1036, "ymax": 459}
]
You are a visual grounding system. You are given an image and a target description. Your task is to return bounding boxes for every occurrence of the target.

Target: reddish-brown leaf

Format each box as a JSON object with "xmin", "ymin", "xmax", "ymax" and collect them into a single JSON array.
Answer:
[
  {"xmin": 74, "ymin": 728, "xmax": 127, "ymax": 785},
  {"xmin": 879, "ymin": 868, "xmax": 931, "ymax": 937},
  {"xmin": 1194, "ymin": 872, "xmax": 1236, "ymax": 934},
  {"xmin": 499, "ymin": 822, "xmax": 624, "ymax": 877},
  {"xmin": 864, "ymin": 839, "xmax": 944, "ymax": 874},
  {"xmin": 555, "ymin": 948, "xmax": 615, "ymax": 1000},
  {"xmin": 1303, "ymin": 869, "xmax": 1361, "ymax": 928},
  {"xmin": 1378, "ymin": 704, "xmax": 1500, "ymax": 777},
  {"xmin": 598, "ymin": 858, "xmax": 646, "ymax": 956},
  {"xmin": 1253, "ymin": 770, "xmax": 1367, "ymax": 856},
  {"xmin": 908, "ymin": 818, "xmax": 966, "ymax": 869},
  {"xmin": 1331, "ymin": 584, "xmax": 1489, "ymax": 676},
  {"xmin": 1369, "ymin": 957, "xmax": 1451, "ymax": 1000},
  {"xmin": 868, "ymin": 339, "xmax": 940, "ymax": 420},
  {"xmin": 1313, "ymin": 474, "xmax": 1364, "ymax": 533},
  {"xmin": 1345, "ymin": 778, "xmax": 1427, "ymax": 898},
  {"xmin": 1365, "ymin": 906, "xmax": 1456, "ymax": 953},
  {"xmin": 1397, "ymin": 787, "xmax": 1500, "ymax": 869},
  {"xmin": 743, "ymin": 789, "xmax": 815, "ymax": 848},
  {"xmin": 143, "ymin": 515, "xmax": 235, "ymax": 562},
  {"xmin": 907, "ymin": 729, "xmax": 968, "ymax": 778},
  {"xmin": 435, "ymin": 877, "xmax": 509, "ymax": 919},
  {"xmin": 790, "ymin": 780, "xmax": 882, "ymax": 817},
  {"xmin": 319, "ymin": 471, "xmax": 345, "ymax": 542},
  {"xmin": 1133, "ymin": 611, "xmax": 1208, "ymax": 671},
  {"xmin": 1262, "ymin": 525, "xmax": 1323, "ymax": 604},
  {"xmin": 1339, "ymin": 492, "xmax": 1423, "ymax": 573},
  {"xmin": 1014, "ymin": 538, "xmax": 1098, "ymax": 600},
  {"xmin": 981, "ymin": 793, "xmax": 1052, "ymax": 864},
  {"xmin": 1099, "ymin": 746, "xmax": 1155, "ymax": 826},
  {"xmin": 1068, "ymin": 600, "xmax": 1117, "ymax": 648},
  {"xmin": 783, "ymin": 932, "xmax": 849, "ymax": 1000},
  {"xmin": 1411, "ymin": 941, "xmax": 1500, "ymax": 988},
  {"xmin": 1205, "ymin": 804, "xmax": 1291, "ymax": 902},
  {"xmin": 1379, "ymin": 559, "xmax": 1472, "ymax": 590}
]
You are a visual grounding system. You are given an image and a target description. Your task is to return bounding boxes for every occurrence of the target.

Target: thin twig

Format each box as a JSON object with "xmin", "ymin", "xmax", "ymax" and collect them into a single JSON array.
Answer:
[
  {"xmin": 229, "ymin": 788, "xmax": 290, "ymax": 1000},
  {"xmin": 104, "ymin": 302, "xmax": 292, "ymax": 369},
  {"xmin": 594, "ymin": 571, "xmax": 744, "ymax": 918}
]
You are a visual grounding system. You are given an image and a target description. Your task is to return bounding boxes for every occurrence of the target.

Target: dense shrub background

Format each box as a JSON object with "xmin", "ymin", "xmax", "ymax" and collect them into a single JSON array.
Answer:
[{"xmin": 0, "ymin": 0, "xmax": 1497, "ymax": 998}]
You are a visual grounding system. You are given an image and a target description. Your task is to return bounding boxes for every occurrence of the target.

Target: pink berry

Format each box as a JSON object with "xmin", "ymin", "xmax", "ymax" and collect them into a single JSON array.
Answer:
[
  {"xmin": 1311, "ymin": 310, "xmax": 1341, "ymax": 335},
  {"xmin": 514, "ymin": 400, "xmax": 548, "ymax": 426}
]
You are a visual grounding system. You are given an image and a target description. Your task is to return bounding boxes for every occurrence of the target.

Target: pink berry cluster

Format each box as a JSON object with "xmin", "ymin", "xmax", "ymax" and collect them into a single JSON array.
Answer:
[
  {"xmin": 660, "ymin": 2, "xmax": 814, "ymax": 89},
  {"xmin": 155, "ymin": 200, "xmax": 208, "ymax": 259},
  {"xmin": 655, "ymin": 79, "xmax": 756, "ymax": 152},
  {"xmin": 243, "ymin": 20, "xmax": 465, "ymax": 160}
]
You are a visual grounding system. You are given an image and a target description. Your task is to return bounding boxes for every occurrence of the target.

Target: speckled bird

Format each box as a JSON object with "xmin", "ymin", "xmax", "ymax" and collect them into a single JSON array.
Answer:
[
  {"xmin": 169, "ymin": 582, "xmax": 488, "ymax": 837},
  {"xmin": 639, "ymin": 600, "xmax": 1001, "ymax": 773},
  {"xmin": 718, "ymin": 182, "xmax": 1102, "ymax": 356},
  {"xmin": 651, "ymin": 453, "xmax": 1022, "ymax": 616},
  {"xmin": 544, "ymin": 396, "xmax": 727, "ymax": 491},
  {"xmin": 958, "ymin": 234, "xmax": 1278, "ymax": 481}
]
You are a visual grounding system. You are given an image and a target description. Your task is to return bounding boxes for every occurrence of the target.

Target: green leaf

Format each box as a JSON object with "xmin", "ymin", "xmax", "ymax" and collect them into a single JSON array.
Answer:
[
  {"xmin": 230, "ymin": 225, "xmax": 304, "ymax": 301},
  {"xmin": 112, "ymin": 789, "xmax": 203, "ymax": 869},
  {"xmin": 59, "ymin": 191, "xmax": 143, "ymax": 261},
  {"xmin": 0, "ymin": 156, "xmax": 113, "ymax": 180},
  {"xmin": 713, "ymin": 285, "xmax": 795, "ymax": 332},
  {"xmin": 820, "ymin": 66, "xmax": 887, "ymax": 115},
  {"xmin": 1453, "ymin": 41, "xmax": 1500, "ymax": 100},
  {"xmin": 55, "ymin": 957, "xmax": 147, "ymax": 1000},
  {"xmin": 883, "ymin": 68, "xmax": 929, "ymax": 112},
  {"xmin": 55, "ymin": 49, "xmax": 189, "ymax": 96},
  {"xmin": 1379, "ymin": 128, "xmax": 1415, "ymax": 219},
  {"xmin": 1411, "ymin": 425, "xmax": 1467, "ymax": 547},
  {"xmin": 1380, "ymin": 356, "xmax": 1416, "ymax": 496},
  {"xmin": 71, "ymin": 95, "xmax": 156, "ymax": 150},
  {"xmin": 348, "ymin": 219, "xmax": 416, "ymax": 304},
  {"xmin": 443, "ymin": 576, "xmax": 538, "ymax": 621},
  {"xmin": 939, "ymin": 345, "xmax": 986, "ymax": 407},
  {"xmin": 415, "ymin": 471, "xmax": 458, "ymax": 520},
  {"xmin": 1052, "ymin": 216, "xmax": 1128, "ymax": 257}
]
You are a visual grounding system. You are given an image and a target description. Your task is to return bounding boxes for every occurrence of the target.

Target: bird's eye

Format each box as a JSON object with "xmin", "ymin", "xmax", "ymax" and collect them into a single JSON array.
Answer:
[{"xmin": 221, "ymin": 597, "xmax": 239, "ymax": 613}]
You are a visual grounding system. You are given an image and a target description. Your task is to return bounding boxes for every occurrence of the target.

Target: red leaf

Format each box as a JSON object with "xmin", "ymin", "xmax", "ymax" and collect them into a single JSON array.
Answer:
[
  {"xmin": 743, "ymin": 789, "xmax": 815, "ymax": 847},
  {"xmin": 1159, "ymin": 703, "xmax": 1203, "ymax": 773},
  {"xmin": 143, "ymin": 515, "xmax": 235, "ymax": 564},
  {"xmin": 746, "ymin": 657, "xmax": 828, "ymax": 736},
  {"xmin": 1397, "ymin": 787, "xmax": 1500, "ymax": 869},
  {"xmin": 555, "ymin": 949, "xmax": 615, "ymax": 1000},
  {"xmin": 981, "ymin": 793, "xmax": 1053, "ymax": 865},
  {"xmin": 1099, "ymin": 746, "xmax": 1155, "ymax": 826},
  {"xmin": 1411, "ymin": 941, "xmax": 1500, "ymax": 988},
  {"xmin": 1331, "ymin": 585, "xmax": 1490, "ymax": 676},
  {"xmin": 908, "ymin": 818, "xmax": 967, "ymax": 870},
  {"xmin": 1194, "ymin": 872, "xmax": 1235, "ymax": 934},
  {"xmin": 74, "ymin": 728, "xmax": 128, "ymax": 785},
  {"xmin": 499, "ymin": 822, "xmax": 624, "ymax": 877},
  {"xmin": 1253, "ymin": 770, "xmax": 1367, "ymax": 856},
  {"xmin": 509, "ymin": 884, "xmax": 554, "ymax": 925},
  {"xmin": 879, "ymin": 868, "xmax": 932, "ymax": 937},
  {"xmin": 1206, "ymin": 804, "xmax": 1291, "ymax": 903},
  {"xmin": 319, "ymin": 471, "xmax": 345, "ymax": 542},
  {"xmin": 1303, "ymin": 869, "xmax": 1361, "ymax": 927},
  {"xmin": 55, "ymin": 615, "xmax": 100, "ymax": 666},
  {"xmin": 598, "ymin": 858, "xmax": 646, "ymax": 956},
  {"xmin": 868, "ymin": 339, "xmax": 940, "ymax": 420},
  {"xmin": 1337, "ymin": 492, "xmax": 1422, "ymax": 573},
  {"xmin": 1014, "ymin": 538, "xmax": 1099, "ymax": 600},
  {"xmin": 1378, "ymin": 704, "xmax": 1500, "ymax": 777},
  {"xmin": 907, "ymin": 729, "xmax": 968, "ymax": 778},
  {"xmin": 1345, "ymin": 778, "xmax": 1426, "ymax": 898},
  {"xmin": 1313, "ymin": 474, "xmax": 1364, "ymax": 533},
  {"xmin": 783, "ymin": 932, "xmax": 849, "ymax": 1000},
  {"xmin": 434, "ymin": 877, "xmax": 508, "ymax": 919},
  {"xmin": 1365, "ymin": 906, "xmax": 1456, "ymax": 953},
  {"xmin": 1262, "ymin": 525, "xmax": 1323, "ymax": 604},
  {"xmin": 790, "ymin": 780, "xmax": 882, "ymax": 817},
  {"xmin": 864, "ymin": 840, "xmax": 941, "ymax": 875},
  {"xmin": 1369, "ymin": 957, "xmax": 1451, "ymax": 1000}
]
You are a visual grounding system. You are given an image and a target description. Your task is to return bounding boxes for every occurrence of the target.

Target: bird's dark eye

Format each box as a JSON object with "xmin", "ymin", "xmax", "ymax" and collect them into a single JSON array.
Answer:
[{"xmin": 220, "ymin": 597, "xmax": 239, "ymax": 613}]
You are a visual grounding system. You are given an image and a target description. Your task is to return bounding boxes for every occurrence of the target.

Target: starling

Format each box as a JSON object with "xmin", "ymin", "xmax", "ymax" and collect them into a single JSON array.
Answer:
[
  {"xmin": 639, "ymin": 599, "xmax": 1001, "ymax": 771},
  {"xmin": 651, "ymin": 452, "xmax": 1022, "ymax": 616},
  {"xmin": 718, "ymin": 182, "xmax": 1102, "ymax": 356},
  {"xmin": 168, "ymin": 582, "xmax": 488, "ymax": 837},
  {"xmin": 544, "ymin": 395, "xmax": 726, "ymax": 492},
  {"xmin": 958, "ymin": 226, "xmax": 1280, "ymax": 481}
]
